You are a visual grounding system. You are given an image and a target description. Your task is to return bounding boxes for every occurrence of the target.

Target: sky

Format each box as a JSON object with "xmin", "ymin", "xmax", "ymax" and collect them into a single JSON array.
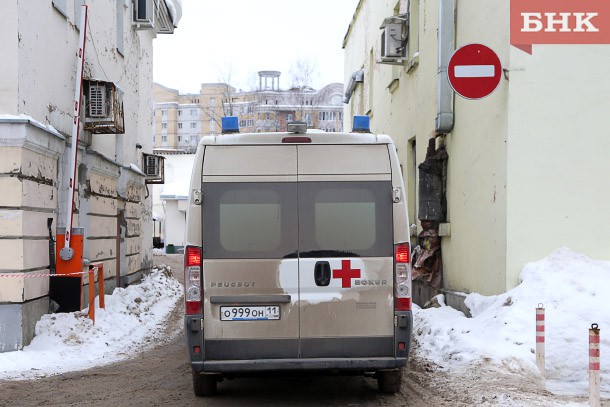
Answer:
[
  {"xmin": 0, "ymin": 248, "xmax": 608, "ymax": 405},
  {"xmin": 153, "ymin": 0, "xmax": 361, "ymax": 94}
]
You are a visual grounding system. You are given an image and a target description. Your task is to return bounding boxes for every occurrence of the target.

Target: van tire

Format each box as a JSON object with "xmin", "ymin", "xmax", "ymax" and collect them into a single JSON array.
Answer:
[
  {"xmin": 377, "ymin": 369, "xmax": 402, "ymax": 394},
  {"xmin": 193, "ymin": 372, "xmax": 217, "ymax": 397}
]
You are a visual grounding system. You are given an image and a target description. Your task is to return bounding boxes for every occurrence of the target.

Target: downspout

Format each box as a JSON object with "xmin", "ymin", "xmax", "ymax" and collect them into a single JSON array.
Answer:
[
  {"xmin": 435, "ymin": 0, "xmax": 455, "ymax": 133},
  {"xmin": 343, "ymin": 69, "xmax": 364, "ymax": 104}
]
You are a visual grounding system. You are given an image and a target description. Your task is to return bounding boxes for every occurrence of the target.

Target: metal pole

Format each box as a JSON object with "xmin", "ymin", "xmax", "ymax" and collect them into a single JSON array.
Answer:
[
  {"xmin": 60, "ymin": 5, "xmax": 88, "ymax": 262},
  {"xmin": 87, "ymin": 267, "xmax": 95, "ymax": 324},
  {"xmin": 536, "ymin": 304, "xmax": 545, "ymax": 377},
  {"xmin": 589, "ymin": 323, "xmax": 600, "ymax": 407}
]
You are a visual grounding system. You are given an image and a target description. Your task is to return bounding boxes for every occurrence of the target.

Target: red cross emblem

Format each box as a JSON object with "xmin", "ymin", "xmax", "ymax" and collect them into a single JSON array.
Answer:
[{"xmin": 332, "ymin": 260, "xmax": 361, "ymax": 288}]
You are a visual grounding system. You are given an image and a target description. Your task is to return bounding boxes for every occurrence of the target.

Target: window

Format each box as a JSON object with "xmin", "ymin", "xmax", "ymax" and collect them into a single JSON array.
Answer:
[
  {"xmin": 178, "ymin": 123, "xmax": 183, "ymax": 129},
  {"xmin": 178, "ymin": 135, "xmax": 182, "ymax": 142},
  {"xmin": 191, "ymin": 109, "xmax": 197, "ymax": 116},
  {"xmin": 266, "ymin": 113, "xmax": 270, "ymax": 120},
  {"xmin": 246, "ymin": 105, "xmax": 253, "ymax": 114},
  {"xmin": 210, "ymin": 97, "xmax": 216, "ymax": 107},
  {"xmin": 304, "ymin": 113, "xmax": 313, "ymax": 126},
  {"xmin": 190, "ymin": 122, "xmax": 197, "ymax": 129},
  {"xmin": 178, "ymin": 110, "xmax": 183, "ymax": 116},
  {"xmin": 162, "ymin": 135, "xmax": 167, "ymax": 142},
  {"xmin": 162, "ymin": 123, "xmax": 167, "ymax": 129},
  {"xmin": 162, "ymin": 110, "xmax": 167, "ymax": 117},
  {"xmin": 298, "ymin": 182, "xmax": 392, "ymax": 257},
  {"xmin": 190, "ymin": 135, "xmax": 198, "ymax": 142},
  {"xmin": 287, "ymin": 114, "xmax": 294, "ymax": 122},
  {"xmin": 202, "ymin": 183, "xmax": 298, "ymax": 259},
  {"xmin": 318, "ymin": 111, "xmax": 336, "ymax": 121}
]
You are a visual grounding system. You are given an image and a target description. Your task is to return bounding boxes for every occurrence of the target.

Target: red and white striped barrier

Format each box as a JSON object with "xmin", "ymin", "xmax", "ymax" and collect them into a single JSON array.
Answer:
[
  {"xmin": 0, "ymin": 271, "xmax": 87, "ymax": 278},
  {"xmin": 536, "ymin": 304, "xmax": 545, "ymax": 376},
  {"xmin": 0, "ymin": 265, "xmax": 105, "ymax": 324},
  {"xmin": 589, "ymin": 323, "xmax": 601, "ymax": 407}
]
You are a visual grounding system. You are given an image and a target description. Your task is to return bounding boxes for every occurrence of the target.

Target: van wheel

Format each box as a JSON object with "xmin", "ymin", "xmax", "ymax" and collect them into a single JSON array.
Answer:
[
  {"xmin": 377, "ymin": 369, "xmax": 402, "ymax": 394},
  {"xmin": 193, "ymin": 372, "xmax": 217, "ymax": 397}
]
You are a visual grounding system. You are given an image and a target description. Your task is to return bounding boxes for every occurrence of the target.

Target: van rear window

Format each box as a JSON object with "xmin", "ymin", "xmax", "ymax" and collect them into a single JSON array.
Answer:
[
  {"xmin": 299, "ymin": 182, "xmax": 393, "ymax": 258},
  {"xmin": 202, "ymin": 181, "xmax": 392, "ymax": 259},
  {"xmin": 203, "ymin": 183, "xmax": 298, "ymax": 259}
]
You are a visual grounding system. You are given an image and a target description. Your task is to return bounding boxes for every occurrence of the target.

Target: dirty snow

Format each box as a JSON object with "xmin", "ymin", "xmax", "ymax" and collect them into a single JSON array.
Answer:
[
  {"xmin": 414, "ymin": 247, "xmax": 609, "ymax": 400},
  {"xmin": 0, "ymin": 247, "xmax": 608, "ymax": 405},
  {"xmin": 0, "ymin": 267, "xmax": 182, "ymax": 380}
]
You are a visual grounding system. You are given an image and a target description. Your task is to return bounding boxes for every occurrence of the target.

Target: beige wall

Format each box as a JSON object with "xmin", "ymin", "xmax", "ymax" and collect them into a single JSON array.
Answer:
[
  {"xmin": 344, "ymin": 0, "xmax": 610, "ymax": 297},
  {"xmin": 505, "ymin": 45, "xmax": 610, "ymax": 287}
]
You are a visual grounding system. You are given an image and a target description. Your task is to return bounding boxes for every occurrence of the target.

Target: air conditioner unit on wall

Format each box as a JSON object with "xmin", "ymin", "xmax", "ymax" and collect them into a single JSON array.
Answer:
[
  {"xmin": 84, "ymin": 80, "xmax": 125, "ymax": 134},
  {"xmin": 133, "ymin": 0, "xmax": 154, "ymax": 29},
  {"xmin": 379, "ymin": 15, "xmax": 408, "ymax": 64},
  {"xmin": 143, "ymin": 153, "xmax": 165, "ymax": 184}
]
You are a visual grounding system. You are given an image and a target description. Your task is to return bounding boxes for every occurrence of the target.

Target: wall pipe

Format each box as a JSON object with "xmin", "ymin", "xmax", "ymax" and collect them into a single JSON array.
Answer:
[
  {"xmin": 435, "ymin": 0, "xmax": 455, "ymax": 133},
  {"xmin": 343, "ymin": 69, "xmax": 364, "ymax": 104}
]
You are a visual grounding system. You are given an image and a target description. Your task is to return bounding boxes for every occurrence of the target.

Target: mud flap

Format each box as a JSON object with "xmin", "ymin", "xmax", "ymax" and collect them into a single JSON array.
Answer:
[{"xmin": 185, "ymin": 315, "xmax": 204, "ymax": 372}]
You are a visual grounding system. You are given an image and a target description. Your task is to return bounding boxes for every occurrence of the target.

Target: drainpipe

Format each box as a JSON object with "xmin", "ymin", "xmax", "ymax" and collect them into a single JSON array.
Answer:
[
  {"xmin": 435, "ymin": 0, "xmax": 455, "ymax": 133},
  {"xmin": 343, "ymin": 69, "xmax": 364, "ymax": 104}
]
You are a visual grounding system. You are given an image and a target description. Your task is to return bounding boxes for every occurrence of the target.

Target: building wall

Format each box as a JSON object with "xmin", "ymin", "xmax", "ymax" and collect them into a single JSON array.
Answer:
[
  {"xmin": 506, "ymin": 45, "xmax": 610, "ymax": 288},
  {"xmin": 343, "ymin": 0, "xmax": 610, "ymax": 297},
  {"xmin": 0, "ymin": 1, "xmax": 18, "ymax": 114},
  {"xmin": 441, "ymin": 0, "xmax": 509, "ymax": 295},
  {"xmin": 0, "ymin": 0, "xmax": 174, "ymax": 351}
]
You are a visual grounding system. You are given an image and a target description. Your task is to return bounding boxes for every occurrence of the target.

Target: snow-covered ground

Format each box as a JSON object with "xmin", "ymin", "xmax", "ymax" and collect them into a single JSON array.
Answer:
[
  {"xmin": 0, "ymin": 267, "xmax": 182, "ymax": 380},
  {"xmin": 415, "ymin": 247, "xmax": 609, "ymax": 400},
  {"xmin": 0, "ymin": 248, "xmax": 608, "ymax": 404}
]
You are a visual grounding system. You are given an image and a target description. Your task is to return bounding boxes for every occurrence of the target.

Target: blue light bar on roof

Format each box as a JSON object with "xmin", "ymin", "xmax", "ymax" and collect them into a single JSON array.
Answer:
[
  {"xmin": 221, "ymin": 116, "xmax": 239, "ymax": 134},
  {"xmin": 352, "ymin": 115, "xmax": 370, "ymax": 133}
]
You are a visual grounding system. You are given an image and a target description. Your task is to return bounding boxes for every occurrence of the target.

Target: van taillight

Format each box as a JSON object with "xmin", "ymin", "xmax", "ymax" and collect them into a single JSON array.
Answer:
[
  {"xmin": 394, "ymin": 243, "xmax": 412, "ymax": 311},
  {"xmin": 185, "ymin": 245, "xmax": 202, "ymax": 315}
]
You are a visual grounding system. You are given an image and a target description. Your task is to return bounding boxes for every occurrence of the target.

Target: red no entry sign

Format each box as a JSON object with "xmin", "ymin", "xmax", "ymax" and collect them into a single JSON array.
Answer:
[{"xmin": 447, "ymin": 43, "xmax": 502, "ymax": 99}]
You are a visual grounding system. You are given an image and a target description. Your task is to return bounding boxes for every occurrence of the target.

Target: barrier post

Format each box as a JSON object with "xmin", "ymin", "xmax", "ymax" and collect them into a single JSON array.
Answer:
[
  {"xmin": 536, "ymin": 304, "xmax": 545, "ymax": 377},
  {"xmin": 87, "ymin": 267, "xmax": 95, "ymax": 324},
  {"xmin": 90, "ymin": 263, "xmax": 105, "ymax": 309},
  {"xmin": 589, "ymin": 323, "xmax": 600, "ymax": 407}
]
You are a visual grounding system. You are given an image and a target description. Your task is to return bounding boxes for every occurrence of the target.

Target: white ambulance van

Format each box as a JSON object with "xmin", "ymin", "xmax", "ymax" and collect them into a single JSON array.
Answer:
[{"xmin": 184, "ymin": 116, "xmax": 412, "ymax": 396}]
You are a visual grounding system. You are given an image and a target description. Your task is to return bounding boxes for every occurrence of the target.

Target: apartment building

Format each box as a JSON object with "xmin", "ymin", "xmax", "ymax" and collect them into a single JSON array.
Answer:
[
  {"xmin": 343, "ymin": 0, "xmax": 610, "ymax": 307},
  {"xmin": 153, "ymin": 71, "xmax": 344, "ymax": 152},
  {"xmin": 0, "ymin": 0, "xmax": 180, "ymax": 351}
]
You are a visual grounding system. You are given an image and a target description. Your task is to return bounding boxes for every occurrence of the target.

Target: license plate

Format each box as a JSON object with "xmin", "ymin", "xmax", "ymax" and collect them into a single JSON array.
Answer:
[{"xmin": 220, "ymin": 305, "xmax": 281, "ymax": 321}]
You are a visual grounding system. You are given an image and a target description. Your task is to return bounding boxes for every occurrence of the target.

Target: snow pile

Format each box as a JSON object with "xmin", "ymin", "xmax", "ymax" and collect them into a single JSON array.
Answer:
[
  {"xmin": 0, "ymin": 113, "xmax": 62, "ymax": 138},
  {"xmin": 414, "ymin": 247, "xmax": 610, "ymax": 397},
  {"xmin": 0, "ymin": 267, "xmax": 182, "ymax": 380}
]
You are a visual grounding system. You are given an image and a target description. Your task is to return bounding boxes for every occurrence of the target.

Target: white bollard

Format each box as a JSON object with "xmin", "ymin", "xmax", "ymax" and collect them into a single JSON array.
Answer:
[
  {"xmin": 589, "ymin": 323, "xmax": 600, "ymax": 407},
  {"xmin": 536, "ymin": 304, "xmax": 545, "ymax": 377}
]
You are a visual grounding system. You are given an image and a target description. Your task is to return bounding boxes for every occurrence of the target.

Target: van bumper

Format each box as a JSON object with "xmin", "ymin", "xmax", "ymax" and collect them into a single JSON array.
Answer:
[{"xmin": 192, "ymin": 357, "xmax": 407, "ymax": 373}]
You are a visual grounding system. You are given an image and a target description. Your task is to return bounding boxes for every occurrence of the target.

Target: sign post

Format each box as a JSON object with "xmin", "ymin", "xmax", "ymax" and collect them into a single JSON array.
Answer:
[{"xmin": 447, "ymin": 43, "xmax": 502, "ymax": 100}]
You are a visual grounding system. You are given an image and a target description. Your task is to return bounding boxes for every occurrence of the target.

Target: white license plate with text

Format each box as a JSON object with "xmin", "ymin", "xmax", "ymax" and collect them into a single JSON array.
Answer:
[{"xmin": 220, "ymin": 305, "xmax": 280, "ymax": 321}]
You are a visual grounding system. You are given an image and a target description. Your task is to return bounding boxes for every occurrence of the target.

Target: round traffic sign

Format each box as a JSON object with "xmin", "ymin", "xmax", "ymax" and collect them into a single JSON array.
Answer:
[{"xmin": 447, "ymin": 43, "xmax": 502, "ymax": 100}]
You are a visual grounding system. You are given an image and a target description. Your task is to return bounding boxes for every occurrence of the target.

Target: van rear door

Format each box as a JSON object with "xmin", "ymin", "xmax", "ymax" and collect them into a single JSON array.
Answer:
[
  {"xmin": 297, "ymin": 145, "xmax": 395, "ymax": 358},
  {"xmin": 201, "ymin": 145, "xmax": 300, "ymax": 360}
]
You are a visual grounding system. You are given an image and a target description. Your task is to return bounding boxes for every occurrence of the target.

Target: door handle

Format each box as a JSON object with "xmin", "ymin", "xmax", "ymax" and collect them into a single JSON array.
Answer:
[{"xmin": 314, "ymin": 261, "xmax": 331, "ymax": 286}]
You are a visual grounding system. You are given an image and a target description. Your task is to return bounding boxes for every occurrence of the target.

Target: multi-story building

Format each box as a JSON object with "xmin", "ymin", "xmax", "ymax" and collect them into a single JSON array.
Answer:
[
  {"xmin": 343, "ymin": 0, "xmax": 610, "ymax": 309},
  {"xmin": 0, "ymin": 0, "xmax": 180, "ymax": 352},
  {"xmin": 152, "ymin": 71, "xmax": 344, "ymax": 152},
  {"xmin": 153, "ymin": 82, "xmax": 227, "ymax": 153}
]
